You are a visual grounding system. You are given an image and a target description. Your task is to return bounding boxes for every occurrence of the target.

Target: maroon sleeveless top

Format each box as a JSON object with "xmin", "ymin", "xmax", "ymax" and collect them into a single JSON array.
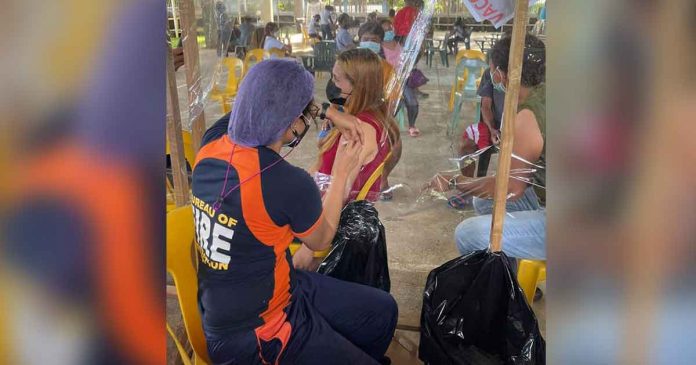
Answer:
[{"xmin": 318, "ymin": 111, "xmax": 391, "ymax": 202}]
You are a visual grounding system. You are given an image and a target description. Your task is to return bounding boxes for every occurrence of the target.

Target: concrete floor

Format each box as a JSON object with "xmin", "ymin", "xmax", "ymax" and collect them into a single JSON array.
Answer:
[{"xmin": 168, "ymin": 34, "xmax": 545, "ymax": 364}]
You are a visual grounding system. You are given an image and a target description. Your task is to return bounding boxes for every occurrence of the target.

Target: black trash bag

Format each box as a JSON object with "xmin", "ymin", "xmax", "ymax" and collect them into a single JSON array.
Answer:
[
  {"xmin": 419, "ymin": 250, "xmax": 545, "ymax": 365},
  {"xmin": 316, "ymin": 200, "xmax": 390, "ymax": 292}
]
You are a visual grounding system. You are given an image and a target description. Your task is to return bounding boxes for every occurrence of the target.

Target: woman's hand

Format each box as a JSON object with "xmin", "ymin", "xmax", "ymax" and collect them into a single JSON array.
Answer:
[
  {"xmin": 326, "ymin": 105, "xmax": 364, "ymax": 144},
  {"xmin": 331, "ymin": 138, "xmax": 362, "ymax": 179}
]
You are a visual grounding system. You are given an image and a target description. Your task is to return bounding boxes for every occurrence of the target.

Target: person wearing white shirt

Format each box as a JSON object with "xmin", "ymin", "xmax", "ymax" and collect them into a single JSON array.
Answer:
[
  {"xmin": 262, "ymin": 22, "xmax": 291, "ymax": 57},
  {"xmin": 319, "ymin": 5, "xmax": 335, "ymax": 40},
  {"xmin": 308, "ymin": 14, "xmax": 322, "ymax": 40}
]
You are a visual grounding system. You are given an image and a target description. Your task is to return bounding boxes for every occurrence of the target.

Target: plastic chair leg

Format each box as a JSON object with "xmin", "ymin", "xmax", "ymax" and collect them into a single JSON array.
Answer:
[
  {"xmin": 440, "ymin": 50, "xmax": 449, "ymax": 67},
  {"xmin": 221, "ymin": 98, "xmax": 231, "ymax": 114},
  {"xmin": 448, "ymin": 92, "xmax": 464, "ymax": 136},
  {"xmin": 396, "ymin": 106, "xmax": 407, "ymax": 131},
  {"xmin": 517, "ymin": 260, "xmax": 545, "ymax": 304}
]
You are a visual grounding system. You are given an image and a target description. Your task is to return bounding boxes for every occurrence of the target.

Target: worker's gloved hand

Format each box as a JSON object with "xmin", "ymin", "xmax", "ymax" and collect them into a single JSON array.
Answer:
[{"xmin": 332, "ymin": 138, "xmax": 362, "ymax": 178}]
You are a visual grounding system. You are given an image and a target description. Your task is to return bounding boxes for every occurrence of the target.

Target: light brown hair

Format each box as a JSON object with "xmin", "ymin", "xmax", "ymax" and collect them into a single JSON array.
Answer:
[{"xmin": 319, "ymin": 48, "xmax": 400, "ymax": 155}]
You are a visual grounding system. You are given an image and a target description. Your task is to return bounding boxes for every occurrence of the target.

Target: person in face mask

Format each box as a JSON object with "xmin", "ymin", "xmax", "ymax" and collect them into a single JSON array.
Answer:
[
  {"xmin": 353, "ymin": 21, "xmax": 406, "ymax": 200},
  {"xmin": 380, "ymin": 18, "xmax": 421, "ymax": 139},
  {"xmin": 325, "ymin": 20, "xmax": 388, "ymax": 107},
  {"xmin": 192, "ymin": 59, "xmax": 398, "ymax": 365},
  {"xmin": 428, "ymin": 34, "xmax": 547, "ymax": 262},
  {"xmin": 357, "ymin": 22, "xmax": 383, "ymax": 55},
  {"xmin": 454, "ymin": 59, "xmax": 507, "ymax": 189},
  {"xmin": 314, "ymin": 48, "xmax": 400, "ymax": 205},
  {"xmin": 263, "ymin": 21, "xmax": 292, "ymax": 55}
]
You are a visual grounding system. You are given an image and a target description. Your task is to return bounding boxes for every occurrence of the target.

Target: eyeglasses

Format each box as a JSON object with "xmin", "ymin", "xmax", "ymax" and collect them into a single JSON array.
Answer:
[{"xmin": 302, "ymin": 103, "xmax": 321, "ymax": 121}]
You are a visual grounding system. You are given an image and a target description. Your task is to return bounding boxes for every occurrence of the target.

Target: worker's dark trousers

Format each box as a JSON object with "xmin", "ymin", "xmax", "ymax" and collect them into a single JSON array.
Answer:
[{"xmin": 206, "ymin": 270, "xmax": 398, "ymax": 364}]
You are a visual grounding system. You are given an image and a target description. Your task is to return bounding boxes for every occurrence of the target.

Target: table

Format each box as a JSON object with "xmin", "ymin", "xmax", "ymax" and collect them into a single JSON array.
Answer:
[
  {"xmin": 473, "ymin": 39, "xmax": 489, "ymax": 52},
  {"xmin": 300, "ymin": 55, "xmax": 315, "ymax": 70}
]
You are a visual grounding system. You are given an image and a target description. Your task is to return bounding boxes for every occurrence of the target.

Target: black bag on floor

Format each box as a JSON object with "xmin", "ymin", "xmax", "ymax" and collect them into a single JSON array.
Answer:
[
  {"xmin": 317, "ymin": 200, "xmax": 390, "ymax": 292},
  {"xmin": 419, "ymin": 250, "xmax": 545, "ymax": 365}
]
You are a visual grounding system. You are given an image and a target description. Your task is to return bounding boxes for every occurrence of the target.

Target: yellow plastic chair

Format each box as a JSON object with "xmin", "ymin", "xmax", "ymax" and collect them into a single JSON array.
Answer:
[
  {"xmin": 517, "ymin": 260, "xmax": 547, "ymax": 304},
  {"xmin": 301, "ymin": 24, "xmax": 317, "ymax": 47},
  {"xmin": 166, "ymin": 130, "xmax": 195, "ymax": 212},
  {"xmin": 166, "ymin": 130, "xmax": 196, "ymax": 169},
  {"xmin": 166, "ymin": 178, "xmax": 177, "ymax": 212},
  {"xmin": 167, "ymin": 206, "xmax": 211, "ymax": 365},
  {"xmin": 268, "ymin": 47, "xmax": 287, "ymax": 59},
  {"xmin": 210, "ymin": 57, "xmax": 244, "ymax": 114},
  {"xmin": 449, "ymin": 49, "xmax": 487, "ymax": 111},
  {"xmin": 243, "ymin": 48, "xmax": 269, "ymax": 76},
  {"xmin": 288, "ymin": 152, "xmax": 391, "ymax": 257}
]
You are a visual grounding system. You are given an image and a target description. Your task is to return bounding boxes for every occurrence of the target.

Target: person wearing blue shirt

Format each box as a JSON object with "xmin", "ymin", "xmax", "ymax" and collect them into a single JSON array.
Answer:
[{"xmin": 335, "ymin": 13, "xmax": 355, "ymax": 52}]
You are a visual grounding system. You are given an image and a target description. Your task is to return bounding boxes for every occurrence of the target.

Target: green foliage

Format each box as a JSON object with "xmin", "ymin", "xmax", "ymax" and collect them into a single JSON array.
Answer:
[
  {"xmin": 529, "ymin": 1, "xmax": 545, "ymax": 18},
  {"xmin": 433, "ymin": 1, "xmax": 444, "ymax": 14}
]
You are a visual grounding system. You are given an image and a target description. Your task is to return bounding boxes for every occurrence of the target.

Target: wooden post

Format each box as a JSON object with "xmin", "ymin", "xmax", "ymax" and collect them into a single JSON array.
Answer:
[
  {"xmin": 167, "ymin": 46, "xmax": 191, "ymax": 207},
  {"xmin": 488, "ymin": 0, "xmax": 529, "ymax": 252},
  {"xmin": 179, "ymin": 0, "xmax": 206, "ymax": 153},
  {"xmin": 295, "ymin": 0, "xmax": 304, "ymax": 21},
  {"xmin": 261, "ymin": 0, "xmax": 274, "ymax": 23}
]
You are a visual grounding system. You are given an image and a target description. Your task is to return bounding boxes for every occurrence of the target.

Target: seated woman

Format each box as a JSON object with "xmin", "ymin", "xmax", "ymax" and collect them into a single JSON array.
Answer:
[
  {"xmin": 293, "ymin": 48, "xmax": 400, "ymax": 270},
  {"xmin": 192, "ymin": 59, "xmax": 397, "ymax": 364},
  {"xmin": 446, "ymin": 17, "xmax": 471, "ymax": 54},
  {"xmin": 335, "ymin": 13, "xmax": 356, "ymax": 52},
  {"xmin": 308, "ymin": 14, "xmax": 322, "ymax": 40},
  {"xmin": 429, "ymin": 34, "xmax": 546, "ymax": 260},
  {"xmin": 263, "ymin": 22, "xmax": 292, "ymax": 56}
]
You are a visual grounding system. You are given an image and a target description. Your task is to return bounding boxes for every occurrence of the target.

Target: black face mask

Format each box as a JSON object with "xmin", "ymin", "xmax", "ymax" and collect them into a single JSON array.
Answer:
[{"xmin": 284, "ymin": 117, "xmax": 310, "ymax": 148}]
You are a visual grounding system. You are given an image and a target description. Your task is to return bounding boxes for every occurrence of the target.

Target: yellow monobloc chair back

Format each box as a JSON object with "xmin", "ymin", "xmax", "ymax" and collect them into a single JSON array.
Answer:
[
  {"xmin": 449, "ymin": 49, "xmax": 488, "ymax": 111},
  {"xmin": 167, "ymin": 206, "xmax": 211, "ymax": 365},
  {"xmin": 454, "ymin": 49, "xmax": 486, "ymax": 66},
  {"xmin": 166, "ymin": 130, "xmax": 196, "ymax": 170},
  {"xmin": 243, "ymin": 48, "xmax": 269, "ymax": 76},
  {"xmin": 268, "ymin": 48, "xmax": 287, "ymax": 59},
  {"xmin": 210, "ymin": 57, "xmax": 244, "ymax": 113}
]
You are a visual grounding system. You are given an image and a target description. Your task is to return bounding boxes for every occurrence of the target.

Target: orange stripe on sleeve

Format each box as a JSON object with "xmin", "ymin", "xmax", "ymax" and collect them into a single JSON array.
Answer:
[{"xmin": 292, "ymin": 211, "xmax": 324, "ymax": 238}]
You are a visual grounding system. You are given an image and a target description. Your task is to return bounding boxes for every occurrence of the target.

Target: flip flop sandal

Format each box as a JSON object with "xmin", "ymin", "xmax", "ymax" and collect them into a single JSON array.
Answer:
[
  {"xmin": 380, "ymin": 190, "xmax": 394, "ymax": 201},
  {"xmin": 409, "ymin": 127, "xmax": 421, "ymax": 137}
]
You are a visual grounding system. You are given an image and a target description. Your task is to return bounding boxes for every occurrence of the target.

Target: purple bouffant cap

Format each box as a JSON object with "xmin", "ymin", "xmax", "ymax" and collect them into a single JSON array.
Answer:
[{"xmin": 228, "ymin": 59, "xmax": 314, "ymax": 146}]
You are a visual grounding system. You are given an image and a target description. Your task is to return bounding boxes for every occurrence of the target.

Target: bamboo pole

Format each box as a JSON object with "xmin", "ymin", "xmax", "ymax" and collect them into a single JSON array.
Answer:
[
  {"xmin": 179, "ymin": 0, "xmax": 206, "ymax": 153},
  {"xmin": 488, "ymin": 0, "xmax": 529, "ymax": 252},
  {"xmin": 167, "ymin": 45, "xmax": 191, "ymax": 207}
]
